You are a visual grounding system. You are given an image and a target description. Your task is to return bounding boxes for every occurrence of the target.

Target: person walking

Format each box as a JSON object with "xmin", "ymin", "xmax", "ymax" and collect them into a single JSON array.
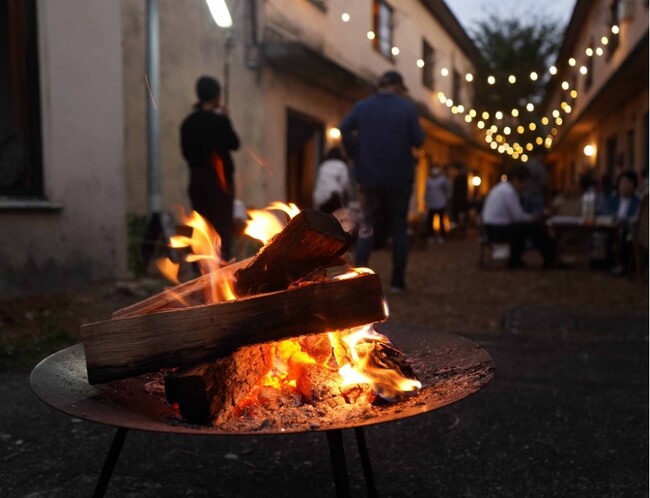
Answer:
[
  {"xmin": 180, "ymin": 76, "xmax": 240, "ymax": 262},
  {"xmin": 424, "ymin": 166, "xmax": 450, "ymax": 244},
  {"xmin": 340, "ymin": 70, "xmax": 425, "ymax": 293},
  {"xmin": 313, "ymin": 147, "xmax": 351, "ymax": 214}
]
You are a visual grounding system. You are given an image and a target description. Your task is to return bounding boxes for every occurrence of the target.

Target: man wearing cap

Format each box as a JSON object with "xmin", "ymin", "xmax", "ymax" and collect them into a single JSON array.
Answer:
[
  {"xmin": 340, "ymin": 70, "xmax": 425, "ymax": 293},
  {"xmin": 181, "ymin": 75, "xmax": 240, "ymax": 261}
]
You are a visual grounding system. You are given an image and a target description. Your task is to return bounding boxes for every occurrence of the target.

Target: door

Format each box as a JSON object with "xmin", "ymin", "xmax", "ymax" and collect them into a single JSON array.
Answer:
[{"xmin": 286, "ymin": 109, "xmax": 323, "ymax": 209}]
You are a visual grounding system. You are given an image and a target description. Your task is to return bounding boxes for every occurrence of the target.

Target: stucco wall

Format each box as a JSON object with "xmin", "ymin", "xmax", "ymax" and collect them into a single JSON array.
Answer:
[{"xmin": 0, "ymin": 0, "xmax": 127, "ymax": 297}]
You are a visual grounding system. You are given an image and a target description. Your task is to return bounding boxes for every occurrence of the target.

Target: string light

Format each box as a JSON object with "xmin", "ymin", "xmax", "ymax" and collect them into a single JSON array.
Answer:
[
  {"xmin": 441, "ymin": 67, "xmax": 449, "ymax": 77},
  {"xmin": 526, "ymin": 103, "xmax": 535, "ymax": 112},
  {"xmin": 367, "ymin": 31, "xmax": 375, "ymax": 40},
  {"xmin": 508, "ymin": 75, "xmax": 516, "ymax": 84},
  {"xmin": 341, "ymin": 12, "xmax": 350, "ymax": 22},
  {"xmin": 416, "ymin": 59, "xmax": 425, "ymax": 68},
  {"xmin": 495, "ymin": 111, "xmax": 503, "ymax": 120},
  {"xmin": 465, "ymin": 73, "xmax": 474, "ymax": 82},
  {"xmin": 611, "ymin": 25, "xmax": 620, "ymax": 34},
  {"xmin": 530, "ymin": 71, "xmax": 538, "ymax": 81},
  {"xmin": 487, "ymin": 75, "xmax": 496, "ymax": 85},
  {"xmin": 391, "ymin": 46, "xmax": 400, "ymax": 56}
]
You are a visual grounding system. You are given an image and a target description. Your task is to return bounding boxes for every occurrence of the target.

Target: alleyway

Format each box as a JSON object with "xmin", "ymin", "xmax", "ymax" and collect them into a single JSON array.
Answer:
[{"xmin": 0, "ymin": 229, "xmax": 647, "ymax": 497}]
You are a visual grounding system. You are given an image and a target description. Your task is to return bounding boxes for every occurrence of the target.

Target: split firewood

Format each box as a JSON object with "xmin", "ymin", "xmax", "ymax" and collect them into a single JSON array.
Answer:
[
  {"xmin": 233, "ymin": 209, "xmax": 352, "ymax": 297},
  {"xmin": 165, "ymin": 342, "xmax": 274, "ymax": 425},
  {"xmin": 112, "ymin": 258, "xmax": 251, "ymax": 319},
  {"xmin": 82, "ymin": 273, "xmax": 385, "ymax": 384}
]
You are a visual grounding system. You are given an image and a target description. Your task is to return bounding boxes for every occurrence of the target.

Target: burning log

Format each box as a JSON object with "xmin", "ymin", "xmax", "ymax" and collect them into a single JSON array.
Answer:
[
  {"xmin": 82, "ymin": 273, "xmax": 385, "ymax": 384},
  {"xmin": 165, "ymin": 327, "xmax": 422, "ymax": 428},
  {"xmin": 233, "ymin": 209, "xmax": 352, "ymax": 297}
]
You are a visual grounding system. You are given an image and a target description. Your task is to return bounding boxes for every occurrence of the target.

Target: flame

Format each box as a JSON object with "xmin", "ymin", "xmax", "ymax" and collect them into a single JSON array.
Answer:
[
  {"xmin": 336, "ymin": 324, "xmax": 421, "ymax": 401},
  {"xmin": 244, "ymin": 202, "xmax": 300, "ymax": 244}
]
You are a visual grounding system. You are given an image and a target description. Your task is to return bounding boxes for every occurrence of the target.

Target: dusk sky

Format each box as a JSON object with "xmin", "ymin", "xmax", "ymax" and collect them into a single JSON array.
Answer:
[{"xmin": 447, "ymin": 0, "xmax": 577, "ymax": 34}]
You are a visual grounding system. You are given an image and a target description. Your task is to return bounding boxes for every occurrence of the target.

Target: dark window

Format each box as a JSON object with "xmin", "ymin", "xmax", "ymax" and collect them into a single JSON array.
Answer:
[
  {"xmin": 422, "ymin": 39, "xmax": 435, "ymax": 90},
  {"xmin": 452, "ymin": 70, "xmax": 461, "ymax": 104},
  {"xmin": 585, "ymin": 40, "xmax": 594, "ymax": 90},
  {"xmin": 607, "ymin": 0, "xmax": 621, "ymax": 59},
  {"xmin": 372, "ymin": 0, "xmax": 393, "ymax": 60},
  {"xmin": 0, "ymin": 0, "xmax": 43, "ymax": 197}
]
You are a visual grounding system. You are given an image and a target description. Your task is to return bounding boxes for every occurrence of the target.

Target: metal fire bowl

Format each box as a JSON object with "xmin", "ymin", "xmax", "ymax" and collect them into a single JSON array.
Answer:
[{"xmin": 30, "ymin": 323, "xmax": 494, "ymax": 435}]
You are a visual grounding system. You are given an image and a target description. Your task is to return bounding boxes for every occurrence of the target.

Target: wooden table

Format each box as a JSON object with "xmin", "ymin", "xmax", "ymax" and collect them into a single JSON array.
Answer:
[{"xmin": 547, "ymin": 216, "xmax": 618, "ymax": 267}]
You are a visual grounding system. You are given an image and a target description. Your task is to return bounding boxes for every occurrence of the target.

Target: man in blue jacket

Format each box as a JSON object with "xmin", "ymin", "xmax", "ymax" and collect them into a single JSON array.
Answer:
[{"xmin": 340, "ymin": 71, "xmax": 425, "ymax": 293}]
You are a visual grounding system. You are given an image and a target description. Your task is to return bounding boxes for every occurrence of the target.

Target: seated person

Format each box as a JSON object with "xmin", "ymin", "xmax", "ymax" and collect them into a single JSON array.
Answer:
[
  {"xmin": 604, "ymin": 170, "xmax": 641, "ymax": 274},
  {"xmin": 481, "ymin": 164, "xmax": 555, "ymax": 269}
]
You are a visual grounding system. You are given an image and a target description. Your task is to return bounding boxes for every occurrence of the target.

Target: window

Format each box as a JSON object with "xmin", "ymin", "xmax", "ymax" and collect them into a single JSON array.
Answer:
[
  {"xmin": 0, "ymin": 0, "xmax": 43, "ymax": 197},
  {"xmin": 422, "ymin": 40, "xmax": 435, "ymax": 90},
  {"xmin": 372, "ymin": 0, "xmax": 393, "ymax": 60},
  {"xmin": 452, "ymin": 70, "xmax": 461, "ymax": 105},
  {"xmin": 608, "ymin": 0, "xmax": 621, "ymax": 60}
]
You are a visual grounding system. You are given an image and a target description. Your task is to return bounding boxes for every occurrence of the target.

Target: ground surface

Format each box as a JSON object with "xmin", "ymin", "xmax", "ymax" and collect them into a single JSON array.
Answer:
[{"xmin": 0, "ymin": 229, "xmax": 647, "ymax": 497}]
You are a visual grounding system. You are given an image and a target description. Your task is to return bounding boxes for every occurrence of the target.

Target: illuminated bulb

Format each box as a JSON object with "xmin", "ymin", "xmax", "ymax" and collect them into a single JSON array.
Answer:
[
  {"xmin": 498, "ymin": 145, "xmax": 505, "ymax": 153},
  {"xmin": 521, "ymin": 154, "xmax": 528, "ymax": 162},
  {"xmin": 451, "ymin": 106, "xmax": 458, "ymax": 114},
  {"xmin": 568, "ymin": 57, "xmax": 576, "ymax": 66},
  {"xmin": 584, "ymin": 144, "xmax": 595, "ymax": 157},
  {"xmin": 564, "ymin": 105, "xmax": 572, "ymax": 113},
  {"xmin": 490, "ymin": 125, "xmax": 498, "ymax": 133},
  {"xmin": 561, "ymin": 81, "xmax": 570, "ymax": 90},
  {"xmin": 526, "ymin": 143, "xmax": 533, "ymax": 151},
  {"xmin": 560, "ymin": 101, "xmax": 568, "ymax": 109},
  {"xmin": 341, "ymin": 12, "xmax": 351, "ymax": 22},
  {"xmin": 601, "ymin": 36, "xmax": 608, "ymax": 45},
  {"xmin": 596, "ymin": 47, "xmax": 604, "ymax": 56},
  {"xmin": 446, "ymin": 99, "xmax": 453, "ymax": 108},
  {"xmin": 441, "ymin": 67, "xmax": 449, "ymax": 76},
  {"xmin": 464, "ymin": 115, "xmax": 472, "ymax": 123},
  {"xmin": 367, "ymin": 31, "xmax": 376, "ymax": 40},
  {"xmin": 529, "ymin": 122, "xmax": 536, "ymax": 131},
  {"xmin": 477, "ymin": 121, "xmax": 485, "ymax": 129},
  {"xmin": 487, "ymin": 75, "xmax": 496, "ymax": 85},
  {"xmin": 504, "ymin": 126, "xmax": 511, "ymax": 135},
  {"xmin": 496, "ymin": 135, "xmax": 504, "ymax": 143},
  {"xmin": 612, "ymin": 25, "xmax": 620, "ymax": 34},
  {"xmin": 530, "ymin": 71, "xmax": 538, "ymax": 81},
  {"xmin": 391, "ymin": 46, "xmax": 400, "ymax": 56},
  {"xmin": 549, "ymin": 65, "xmax": 558, "ymax": 75},
  {"xmin": 485, "ymin": 135, "xmax": 492, "ymax": 143},
  {"xmin": 551, "ymin": 128, "xmax": 558, "ymax": 135},
  {"xmin": 512, "ymin": 151, "xmax": 518, "ymax": 159},
  {"xmin": 526, "ymin": 103, "xmax": 535, "ymax": 112},
  {"xmin": 457, "ymin": 105, "xmax": 465, "ymax": 113},
  {"xmin": 570, "ymin": 90, "xmax": 578, "ymax": 98},
  {"xmin": 536, "ymin": 137, "xmax": 543, "ymax": 145},
  {"xmin": 490, "ymin": 142, "xmax": 498, "ymax": 150},
  {"xmin": 541, "ymin": 117, "xmax": 549, "ymax": 125},
  {"xmin": 495, "ymin": 111, "xmax": 503, "ymax": 120},
  {"xmin": 555, "ymin": 117, "xmax": 563, "ymax": 125},
  {"xmin": 508, "ymin": 75, "xmax": 516, "ymax": 84},
  {"xmin": 469, "ymin": 109, "xmax": 477, "ymax": 117},
  {"xmin": 328, "ymin": 127, "xmax": 341, "ymax": 139},
  {"xmin": 586, "ymin": 47, "xmax": 594, "ymax": 56},
  {"xmin": 579, "ymin": 66, "xmax": 588, "ymax": 75},
  {"xmin": 511, "ymin": 109, "xmax": 519, "ymax": 117},
  {"xmin": 517, "ymin": 125, "xmax": 525, "ymax": 134},
  {"xmin": 466, "ymin": 73, "xmax": 474, "ymax": 82},
  {"xmin": 472, "ymin": 176, "xmax": 482, "ymax": 187},
  {"xmin": 482, "ymin": 111, "xmax": 490, "ymax": 120},
  {"xmin": 416, "ymin": 59, "xmax": 425, "ymax": 68},
  {"xmin": 552, "ymin": 109, "xmax": 560, "ymax": 118}
]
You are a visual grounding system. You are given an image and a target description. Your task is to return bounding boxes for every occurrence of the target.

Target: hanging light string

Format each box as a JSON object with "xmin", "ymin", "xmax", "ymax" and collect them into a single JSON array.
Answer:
[{"xmin": 332, "ymin": 3, "xmax": 620, "ymax": 161}]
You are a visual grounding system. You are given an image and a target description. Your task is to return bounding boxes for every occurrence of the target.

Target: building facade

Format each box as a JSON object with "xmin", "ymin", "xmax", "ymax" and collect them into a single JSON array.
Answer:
[
  {"xmin": 544, "ymin": 0, "xmax": 649, "ymax": 191},
  {"xmin": 0, "ymin": 1, "xmax": 127, "ymax": 297},
  {"xmin": 122, "ymin": 0, "xmax": 498, "ymax": 220}
]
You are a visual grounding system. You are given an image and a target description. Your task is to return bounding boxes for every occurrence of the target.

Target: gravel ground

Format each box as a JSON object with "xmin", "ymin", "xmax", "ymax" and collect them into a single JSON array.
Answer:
[{"xmin": 0, "ymin": 229, "xmax": 647, "ymax": 497}]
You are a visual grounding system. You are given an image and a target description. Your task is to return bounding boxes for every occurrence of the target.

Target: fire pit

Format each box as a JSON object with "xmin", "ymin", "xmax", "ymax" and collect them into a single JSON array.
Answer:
[{"xmin": 30, "ymin": 322, "xmax": 494, "ymax": 497}]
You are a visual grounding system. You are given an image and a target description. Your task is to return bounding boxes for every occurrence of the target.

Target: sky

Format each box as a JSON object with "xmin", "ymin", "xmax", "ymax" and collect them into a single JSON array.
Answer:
[{"xmin": 447, "ymin": 0, "xmax": 577, "ymax": 34}]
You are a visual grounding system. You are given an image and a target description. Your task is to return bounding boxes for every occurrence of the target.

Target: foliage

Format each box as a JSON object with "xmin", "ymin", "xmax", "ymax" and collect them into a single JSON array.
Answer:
[{"xmin": 471, "ymin": 15, "xmax": 564, "ymax": 112}]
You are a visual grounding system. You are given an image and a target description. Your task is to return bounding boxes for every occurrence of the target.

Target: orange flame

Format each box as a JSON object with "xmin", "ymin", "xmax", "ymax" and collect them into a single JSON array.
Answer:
[
  {"xmin": 244, "ymin": 202, "xmax": 300, "ymax": 244},
  {"xmin": 336, "ymin": 324, "xmax": 421, "ymax": 401}
]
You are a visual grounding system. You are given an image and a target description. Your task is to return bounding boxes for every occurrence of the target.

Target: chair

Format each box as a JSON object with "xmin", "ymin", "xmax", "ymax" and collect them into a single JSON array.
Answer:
[
  {"xmin": 478, "ymin": 216, "xmax": 510, "ymax": 268},
  {"xmin": 632, "ymin": 194, "xmax": 648, "ymax": 279}
]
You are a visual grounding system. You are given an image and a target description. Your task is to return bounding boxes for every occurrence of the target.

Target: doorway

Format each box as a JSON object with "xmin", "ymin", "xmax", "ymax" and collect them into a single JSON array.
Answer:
[{"xmin": 286, "ymin": 109, "xmax": 323, "ymax": 208}]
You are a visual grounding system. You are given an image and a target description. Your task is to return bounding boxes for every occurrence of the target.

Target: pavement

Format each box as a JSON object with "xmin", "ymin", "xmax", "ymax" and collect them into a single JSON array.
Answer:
[{"xmin": 0, "ymin": 306, "xmax": 647, "ymax": 497}]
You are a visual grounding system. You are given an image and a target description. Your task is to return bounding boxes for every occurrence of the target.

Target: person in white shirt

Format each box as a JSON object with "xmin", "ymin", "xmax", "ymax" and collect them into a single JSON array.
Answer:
[
  {"xmin": 482, "ymin": 164, "xmax": 555, "ymax": 269},
  {"xmin": 313, "ymin": 147, "xmax": 351, "ymax": 214},
  {"xmin": 424, "ymin": 166, "xmax": 450, "ymax": 243}
]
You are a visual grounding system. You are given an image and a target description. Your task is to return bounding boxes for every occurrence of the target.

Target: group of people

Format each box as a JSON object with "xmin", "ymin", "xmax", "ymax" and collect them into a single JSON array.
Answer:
[{"xmin": 179, "ymin": 71, "xmax": 644, "ymax": 290}]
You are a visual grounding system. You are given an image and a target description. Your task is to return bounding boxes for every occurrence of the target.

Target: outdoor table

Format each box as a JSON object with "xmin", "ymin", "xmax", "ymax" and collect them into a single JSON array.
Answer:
[
  {"xmin": 30, "ymin": 323, "xmax": 494, "ymax": 498},
  {"xmin": 547, "ymin": 215, "xmax": 618, "ymax": 267}
]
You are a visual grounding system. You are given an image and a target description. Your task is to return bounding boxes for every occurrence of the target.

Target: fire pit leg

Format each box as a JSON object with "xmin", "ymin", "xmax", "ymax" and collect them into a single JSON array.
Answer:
[
  {"xmin": 93, "ymin": 427, "xmax": 128, "ymax": 498},
  {"xmin": 354, "ymin": 427, "xmax": 377, "ymax": 498},
  {"xmin": 326, "ymin": 429, "xmax": 350, "ymax": 498}
]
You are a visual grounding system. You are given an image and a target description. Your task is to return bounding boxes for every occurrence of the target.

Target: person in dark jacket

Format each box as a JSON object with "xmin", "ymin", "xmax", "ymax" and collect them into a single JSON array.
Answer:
[
  {"xmin": 340, "ymin": 70, "xmax": 425, "ymax": 292},
  {"xmin": 181, "ymin": 76, "xmax": 240, "ymax": 261}
]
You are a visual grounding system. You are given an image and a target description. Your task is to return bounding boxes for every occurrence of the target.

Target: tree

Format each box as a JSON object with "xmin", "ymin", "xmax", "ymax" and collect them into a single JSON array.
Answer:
[{"xmin": 469, "ymin": 15, "xmax": 565, "ymax": 159}]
